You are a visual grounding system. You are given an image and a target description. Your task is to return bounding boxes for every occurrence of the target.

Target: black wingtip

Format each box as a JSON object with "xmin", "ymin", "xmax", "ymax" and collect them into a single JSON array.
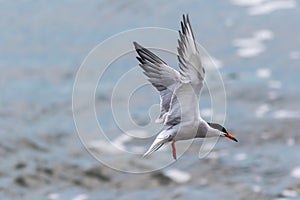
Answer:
[
  {"xmin": 133, "ymin": 41, "xmax": 145, "ymax": 51},
  {"xmin": 133, "ymin": 41, "xmax": 140, "ymax": 49},
  {"xmin": 183, "ymin": 13, "xmax": 188, "ymax": 25},
  {"xmin": 182, "ymin": 14, "xmax": 191, "ymax": 25},
  {"xmin": 136, "ymin": 56, "xmax": 141, "ymax": 62}
]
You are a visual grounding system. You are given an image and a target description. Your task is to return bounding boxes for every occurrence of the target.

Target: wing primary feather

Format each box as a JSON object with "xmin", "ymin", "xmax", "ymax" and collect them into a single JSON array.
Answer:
[
  {"xmin": 134, "ymin": 41, "xmax": 166, "ymax": 65},
  {"xmin": 133, "ymin": 41, "xmax": 181, "ymax": 124}
]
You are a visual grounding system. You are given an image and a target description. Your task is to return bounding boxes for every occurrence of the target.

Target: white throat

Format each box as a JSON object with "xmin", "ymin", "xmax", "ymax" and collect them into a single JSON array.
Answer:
[{"xmin": 206, "ymin": 125, "xmax": 223, "ymax": 138}]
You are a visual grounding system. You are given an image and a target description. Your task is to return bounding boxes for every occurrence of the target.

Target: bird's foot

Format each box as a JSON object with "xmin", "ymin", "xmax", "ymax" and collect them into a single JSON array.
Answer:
[{"xmin": 171, "ymin": 141, "xmax": 177, "ymax": 160}]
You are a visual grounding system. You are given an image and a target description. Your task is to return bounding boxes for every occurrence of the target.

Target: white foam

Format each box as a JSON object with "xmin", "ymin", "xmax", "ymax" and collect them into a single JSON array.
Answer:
[
  {"xmin": 231, "ymin": 0, "xmax": 297, "ymax": 16},
  {"xmin": 254, "ymin": 29, "xmax": 274, "ymax": 40},
  {"xmin": 88, "ymin": 140, "xmax": 120, "ymax": 154},
  {"xmin": 48, "ymin": 193, "xmax": 60, "ymax": 200},
  {"xmin": 72, "ymin": 194, "xmax": 88, "ymax": 200},
  {"xmin": 273, "ymin": 110, "xmax": 300, "ymax": 119},
  {"xmin": 249, "ymin": 0, "xmax": 297, "ymax": 16},
  {"xmin": 163, "ymin": 169, "xmax": 191, "ymax": 183},
  {"xmin": 289, "ymin": 51, "xmax": 300, "ymax": 60},
  {"xmin": 237, "ymin": 46, "xmax": 265, "ymax": 58},
  {"xmin": 234, "ymin": 153, "xmax": 248, "ymax": 161},
  {"xmin": 112, "ymin": 134, "xmax": 132, "ymax": 150},
  {"xmin": 230, "ymin": 0, "xmax": 268, "ymax": 6},
  {"xmin": 281, "ymin": 189, "xmax": 298, "ymax": 197},
  {"xmin": 255, "ymin": 104, "xmax": 270, "ymax": 118},
  {"xmin": 291, "ymin": 167, "xmax": 300, "ymax": 178},
  {"xmin": 233, "ymin": 30, "xmax": 273, "ymax": 58},
  {"xmin": 256, "ymin": 68, "xmax": 271, "ymax": 78},
  {"xmin": 88, "ymin": 134, "xmax": 132, "ymax": 154},
  {"xmin": 252, "ymin": 185, "xmax": 262, "ymax": 193},
  {"xmin": 286, "ymin": 138, "xmax": 295, "ymax": 146}
]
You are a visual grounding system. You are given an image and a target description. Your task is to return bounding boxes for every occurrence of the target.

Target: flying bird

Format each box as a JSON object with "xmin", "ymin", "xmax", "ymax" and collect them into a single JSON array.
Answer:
[{"xmin": 133, "ymin": 14, "xmax": 237, "ymax": 160}]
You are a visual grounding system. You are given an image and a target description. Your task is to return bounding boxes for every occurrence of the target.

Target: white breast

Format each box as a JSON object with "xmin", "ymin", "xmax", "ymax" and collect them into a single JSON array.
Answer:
[{"xmin": 173, "ymin": 119, "xmax": 207, "ymax": 141}]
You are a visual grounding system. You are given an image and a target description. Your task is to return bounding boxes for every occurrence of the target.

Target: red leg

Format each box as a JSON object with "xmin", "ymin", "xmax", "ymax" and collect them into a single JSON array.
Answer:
[{"xmin": 171, "ymin": 141, "xmax": 177, "ymax": 160}]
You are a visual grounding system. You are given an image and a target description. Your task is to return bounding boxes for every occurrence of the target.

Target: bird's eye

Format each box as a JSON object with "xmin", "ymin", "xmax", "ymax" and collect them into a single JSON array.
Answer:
[{"xmin": 222, "ymin": 127, "xmax": 227, "ymax": 133}]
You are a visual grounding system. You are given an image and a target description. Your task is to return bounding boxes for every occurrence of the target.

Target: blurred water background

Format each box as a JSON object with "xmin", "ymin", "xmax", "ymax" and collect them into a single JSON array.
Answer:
[{"xmin": 1, "ymin": 0, "xmax": 300, "ymax": 199}]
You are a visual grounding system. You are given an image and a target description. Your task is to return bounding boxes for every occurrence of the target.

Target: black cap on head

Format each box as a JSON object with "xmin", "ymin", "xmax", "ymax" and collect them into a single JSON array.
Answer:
[{"xmin": 207, "ymin": 122, "xmax": 228, "ymax": 134}]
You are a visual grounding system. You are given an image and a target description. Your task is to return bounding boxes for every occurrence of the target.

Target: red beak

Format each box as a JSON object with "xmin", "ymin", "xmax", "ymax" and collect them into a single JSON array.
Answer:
[{"xmin": 224, "ymin": 133, "xmax": 238, "ymax": 142}]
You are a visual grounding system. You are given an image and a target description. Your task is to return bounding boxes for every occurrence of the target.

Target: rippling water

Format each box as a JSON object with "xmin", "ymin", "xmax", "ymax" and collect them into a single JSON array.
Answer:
[{"xmin": 1, "ymin": 0, "xmax": 300, "ymax": 199}]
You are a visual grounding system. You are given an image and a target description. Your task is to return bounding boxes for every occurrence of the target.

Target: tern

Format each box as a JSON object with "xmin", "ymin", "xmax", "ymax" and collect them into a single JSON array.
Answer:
[{"xmin": 133, "ymin": 14, "xmax": 238, "ymax": 160}]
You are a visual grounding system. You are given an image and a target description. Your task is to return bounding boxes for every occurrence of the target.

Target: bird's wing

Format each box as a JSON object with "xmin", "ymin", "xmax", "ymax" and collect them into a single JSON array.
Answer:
[
  {"xmin": 165, "ymin": 82, "xmax": 200, "ymax": 126},
  {"xmin": 177, "ymin": 14, "xmax": 205, "ymax": 95},
  {"xmin": 165, "ymin": 14, "xmax": 205, "ymax": 126},
  {"xmin": 134, "ymin": 42, "xmax": 180, "ymax": 123}
]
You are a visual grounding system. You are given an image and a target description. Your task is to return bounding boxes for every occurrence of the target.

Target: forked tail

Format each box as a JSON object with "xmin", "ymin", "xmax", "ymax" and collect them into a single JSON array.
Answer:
[{"xmin": 143, "ymin": 128, "xmax": 175, "ymax": 157}]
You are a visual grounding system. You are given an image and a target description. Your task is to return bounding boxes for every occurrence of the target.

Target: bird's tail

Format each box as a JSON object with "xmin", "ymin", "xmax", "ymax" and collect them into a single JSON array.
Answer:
[
  {"xmin": 143, "ymin": 129, "xmax": 174, "ymax": 157},
  {"xmin": 143, "ymin": 140, "xmax": 165, "ymax": 157}
]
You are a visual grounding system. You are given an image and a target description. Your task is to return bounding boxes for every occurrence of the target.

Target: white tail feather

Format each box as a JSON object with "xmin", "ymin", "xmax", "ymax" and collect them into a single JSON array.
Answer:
[{"xmin": 143, "ymin": 128, "xmax": 176, "ymax": 157}]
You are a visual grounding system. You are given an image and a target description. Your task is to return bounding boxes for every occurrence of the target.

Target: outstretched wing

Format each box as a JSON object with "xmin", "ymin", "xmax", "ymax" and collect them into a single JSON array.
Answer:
[
  {"xmin": 177, "ymin": 14, "xmax": 205, "ymax": 94},
  {"xmin": 165, "ymin": 83, "xmax": 200, "ymax": 126},
  {"xmin": 165, "ymin": 14, "xmax": 205, "ymax": 126},
  {"xmin": 133, "ymin": 42, "xmax": 180, "ymax": 123}
]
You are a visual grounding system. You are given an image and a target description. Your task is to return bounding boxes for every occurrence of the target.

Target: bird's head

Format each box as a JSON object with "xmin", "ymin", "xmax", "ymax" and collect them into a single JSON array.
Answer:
[{"xmin": 207, "ymin": 122, "xmax": 238, "ymax": 142}]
